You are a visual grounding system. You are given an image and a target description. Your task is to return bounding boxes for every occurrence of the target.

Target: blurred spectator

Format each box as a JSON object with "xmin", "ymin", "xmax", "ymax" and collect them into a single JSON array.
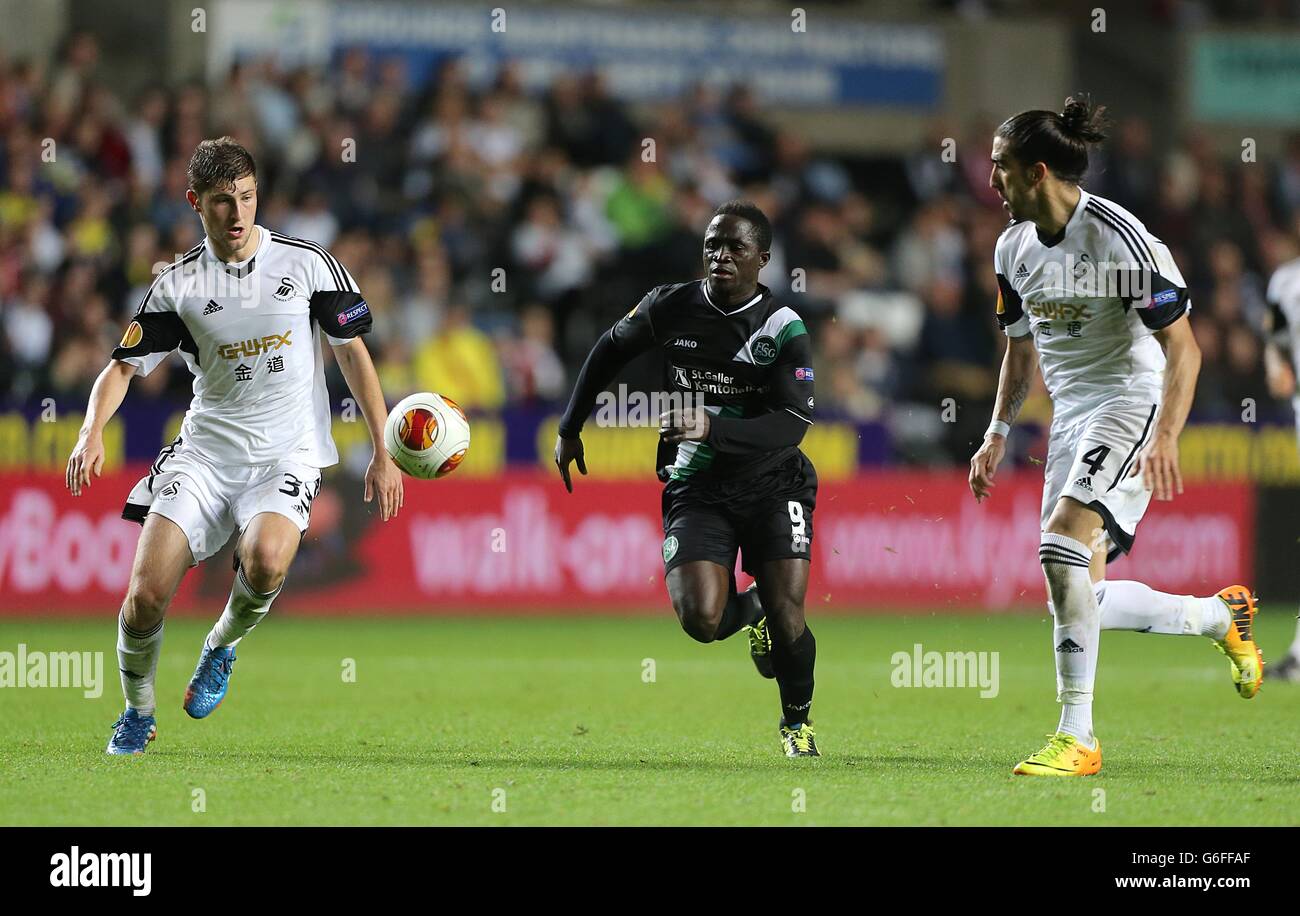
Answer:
[
  {"xmin": 0, "ymin": 28, "xmax": 1296, "ymax": 467},
  {"xmin": 510, "ymin": 191, "xmax": 596, "ymax": 303},
  {"xmin": 411, "ymin": 303, "xmax": 505, "ymax": 410},
  {"xmin": 499, "ymin": 304, "xmax": 567, "ymax": 404}
]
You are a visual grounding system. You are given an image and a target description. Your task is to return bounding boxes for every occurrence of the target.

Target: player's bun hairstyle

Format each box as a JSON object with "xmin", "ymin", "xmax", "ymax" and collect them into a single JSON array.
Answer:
[
  {"xmin": 714, "ymin": 200, "xmax": 772, "ymax": 252},
  {"xmin": 995, "ymin": 94, "xmax": 1109, "ymax": 184},
  {"xmin": 187, "ymin": 136, "xmax": 257, "ymax": 196}
]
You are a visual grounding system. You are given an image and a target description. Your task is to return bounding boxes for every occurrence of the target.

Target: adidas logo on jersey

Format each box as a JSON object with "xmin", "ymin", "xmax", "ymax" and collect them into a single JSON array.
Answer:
[
  {"xmin": 1072, "ymin": 476, "xmax": 1093, "ymax": 492},
  {"xmin": 1014, "ymin": 263, "xmax": 1029, "ymax": 280},
  {"xmin": 1056, "ymin": 639, "xmax": 1084, "ymax": 654},
  {"xmin": 202, "ymin": 300, "xmax": 223, "ymax": 315}
]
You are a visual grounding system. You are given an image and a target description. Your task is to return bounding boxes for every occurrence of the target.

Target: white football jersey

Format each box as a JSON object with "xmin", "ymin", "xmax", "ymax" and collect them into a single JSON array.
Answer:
[
  {"xmin": 113, "ymin": 226, "xmax": 371, "ymax": 467},
  {"xmin": 994, "ymin": 189, "xmax": 1190, "ymax": 428}
]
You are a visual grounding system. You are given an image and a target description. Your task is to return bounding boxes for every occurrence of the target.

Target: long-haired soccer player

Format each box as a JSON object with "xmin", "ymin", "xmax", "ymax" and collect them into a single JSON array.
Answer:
[
  {"xmin": 555, "ymin": 201, "xmax": 821, "ymax": 757},
  {"xmin": 969, "ymin": 97, "xmax": 1263, "ymax": 776},
  {"xmin": 65, "ymin": 137, "xmax": 403, "ymax": 754},
  {"xmin": 1262, "ymin": 252, "xmax": 1300, "ymax": 682}
]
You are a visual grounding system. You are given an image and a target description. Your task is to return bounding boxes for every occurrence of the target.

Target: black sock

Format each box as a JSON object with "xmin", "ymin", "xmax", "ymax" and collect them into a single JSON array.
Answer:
[
  {"xmin": 713, "ymin": 584, "xmax": 762, "ymax": 641},
  {"xmin": 772, "ymin": 626, "xmax": 816, "ymax": 725}
]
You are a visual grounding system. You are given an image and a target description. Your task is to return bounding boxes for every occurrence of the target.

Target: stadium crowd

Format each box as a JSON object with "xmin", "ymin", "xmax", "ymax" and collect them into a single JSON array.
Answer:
[{"xmin": 1, "ymin": 32, "xmax": 1298, "ymax": 462}]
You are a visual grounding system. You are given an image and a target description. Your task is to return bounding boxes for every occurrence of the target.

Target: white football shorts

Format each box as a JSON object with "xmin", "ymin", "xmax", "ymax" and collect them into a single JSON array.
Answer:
[
  {"xmin": 122, "ymin": 435, "xmax": 322, "ymax": 563},
  {"xmin": 1040, "ymin": 397, "xmax": 1158, "ymax": 561}
]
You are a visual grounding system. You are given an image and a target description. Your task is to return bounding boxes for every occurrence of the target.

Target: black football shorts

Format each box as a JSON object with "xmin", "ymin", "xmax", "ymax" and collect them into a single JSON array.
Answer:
[{"xmin": 660, "ymin": 451, "xmax": 817, "ymax": 576}]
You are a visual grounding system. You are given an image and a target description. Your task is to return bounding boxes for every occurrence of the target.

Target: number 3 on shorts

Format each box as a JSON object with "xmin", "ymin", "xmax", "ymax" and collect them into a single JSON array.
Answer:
[{"xmin": 788, "ymin": 500, "xmax": 809, "ymax": 553}]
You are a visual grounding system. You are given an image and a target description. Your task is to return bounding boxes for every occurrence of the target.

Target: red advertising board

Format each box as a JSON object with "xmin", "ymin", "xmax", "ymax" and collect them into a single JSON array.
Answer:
[{"xmin": 0, "ymin": 469, "xmax": 1255, "ymax": 614}]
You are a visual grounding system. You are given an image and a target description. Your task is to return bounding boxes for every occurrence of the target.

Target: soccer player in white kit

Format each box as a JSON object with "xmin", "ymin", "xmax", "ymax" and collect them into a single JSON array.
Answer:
[
  {"xmin": 65, "ymin": 138, "xmax": 404, "ymax": 754},
  {"xmin": 1263, "ymin": 255, "xmax": 1300, "ymax": 682},
  {"xmin": 969, "ymin": 98, "xmax": 1264, "ymax": 776}
]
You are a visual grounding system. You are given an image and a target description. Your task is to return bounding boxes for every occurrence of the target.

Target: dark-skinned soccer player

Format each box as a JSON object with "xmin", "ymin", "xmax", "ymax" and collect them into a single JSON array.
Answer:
[{"xmin": 555, "ymin": 200, "xmax": 820, "ymax": 757}]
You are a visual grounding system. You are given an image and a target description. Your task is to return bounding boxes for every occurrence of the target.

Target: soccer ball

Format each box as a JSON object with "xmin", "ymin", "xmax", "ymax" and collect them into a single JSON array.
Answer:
[{"xmin": 384, "ymin": 392, "xmax": 470, "ymax": 480}]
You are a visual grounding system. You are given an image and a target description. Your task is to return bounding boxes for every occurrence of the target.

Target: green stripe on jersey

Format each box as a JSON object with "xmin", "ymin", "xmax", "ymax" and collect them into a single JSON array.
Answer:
[
  {"xmin": 734, "ymin": 306, "xmax": 807, "ymax": 364},
  {"xmin": 775, "ymin": 318, "xmax": 807, "ymax": 350},
  {"xmin": 669, "ymin": 404, "xmax": 742, "ymax": 479}
]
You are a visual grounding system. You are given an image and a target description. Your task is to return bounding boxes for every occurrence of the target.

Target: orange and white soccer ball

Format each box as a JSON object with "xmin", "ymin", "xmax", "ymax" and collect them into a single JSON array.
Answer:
[{"xmin": 383, "ymin": 392, "xmax": 470, "ymax": 479}]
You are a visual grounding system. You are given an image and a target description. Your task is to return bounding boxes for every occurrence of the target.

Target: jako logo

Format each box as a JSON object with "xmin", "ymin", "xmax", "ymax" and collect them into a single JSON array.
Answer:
[
  {"xmin": 671, "ymin": 338, "xmax": 697, "ymax": 348},
  {"xmin": 50, "ymin": 847, "xmax": 151, "ymax": 896}
]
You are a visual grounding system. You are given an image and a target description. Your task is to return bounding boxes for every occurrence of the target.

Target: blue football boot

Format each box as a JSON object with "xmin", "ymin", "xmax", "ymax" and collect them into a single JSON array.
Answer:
[
  {"xmin": 106, "ymin": 709, "xmax": 157, "ymax": 755},
  {"xmin": 183, "ymin": 643, "xmax": 236, "ymax": 719}
]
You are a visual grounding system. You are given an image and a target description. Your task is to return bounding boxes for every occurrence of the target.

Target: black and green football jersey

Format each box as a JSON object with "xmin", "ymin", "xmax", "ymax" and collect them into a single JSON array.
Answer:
[{"xmin": 610, "ymin": 280, "xmax": 815, "ymax": 483}]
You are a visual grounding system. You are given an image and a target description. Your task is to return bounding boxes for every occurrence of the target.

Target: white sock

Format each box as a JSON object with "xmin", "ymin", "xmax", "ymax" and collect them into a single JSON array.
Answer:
[
  {"xmin": 207, "ymin": 566, "xmax": 281, "ymax": 649},
  {"xmin": 117, "ymin": 612, "xmax": 164, "ymax": 715},
  {"xmin": 1289, "ymin": 616, "xmax": 1300, "ymax": 659},
  {"xmin": 1040, "ymin": 533, "xmax": 1099, "ymax": 747},
  {"xmin": 1094, "ymin": 580, "xmax": 1228, "ymax": 638},
  {"xmin": 1189, "ymin": 595, "xmax": 1230, "ymax": 640},
  {"xmin": 1058, "ymin": 703, "xmax": 1094, "ymax": 748}
]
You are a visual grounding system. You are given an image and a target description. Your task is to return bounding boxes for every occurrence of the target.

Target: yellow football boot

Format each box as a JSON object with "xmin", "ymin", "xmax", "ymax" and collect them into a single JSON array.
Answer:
[
  {"xmin": 779, "ymin": 722, "xmax": 820, "ymax": 757},
  {"xmin": 1213, "ymin": 585, "xmax": 1264, "ymax": 699},
  {"xmin": 1013, "ymin": 732, "xmax": 1101, "ymax": 776}
]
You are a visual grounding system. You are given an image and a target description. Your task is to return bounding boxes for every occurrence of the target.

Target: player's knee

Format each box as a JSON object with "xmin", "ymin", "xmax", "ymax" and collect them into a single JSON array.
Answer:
[
  {"xmin": 239, "ymin": 541, "xmax": 292, "ymax": 594},
  {"xmin": 766, "ymin": 603, "xmax": 806, "ymax": 648},
  {"xmin": 1043, "ymin": 498, "xmax": 1099, "ymax": 543},
  {"xmin": 123, "ymin": 578, "xmax": 170, "ymax": 627},
  {"xmin": 674, "ymin": 593, "xmax": 724, "ymax": 643},
  {"xmin": 759, "ymin": 583, "xmax": 806, "ymax": 647}
]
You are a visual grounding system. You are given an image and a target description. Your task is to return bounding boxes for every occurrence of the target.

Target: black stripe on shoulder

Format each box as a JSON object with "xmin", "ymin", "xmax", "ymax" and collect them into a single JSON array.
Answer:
[
  {"xmin": 270, "ymin": 232, "xmax": 354, "ymax": 292},
  {"xmin": 270, "ymin": 234, "xmax": 344, "ymax": 290},
  {"xmin": 1086, "ymin": 200, "xmax": 1156, "ymax": 265},
  {"xmin": 1085, "ymin": 203, "xmax": 1150, "ymax": 269},
  {"xmin": 135, "ymin": 246, "xmax": 204, "ymax": 316}
]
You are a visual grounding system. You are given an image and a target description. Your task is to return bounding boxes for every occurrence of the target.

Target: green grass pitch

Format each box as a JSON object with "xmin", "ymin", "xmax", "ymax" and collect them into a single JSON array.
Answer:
[{"xmin": 1, "ymin": 612, "xmax": 1297, "ymax": 825}]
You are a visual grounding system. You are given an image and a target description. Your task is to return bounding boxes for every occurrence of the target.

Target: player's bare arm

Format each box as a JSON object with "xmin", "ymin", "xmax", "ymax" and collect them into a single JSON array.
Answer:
[
  {"xmin": 970, "ymin": 332, "xmax": 1037, "ymax": 502},
  {"xmin": 332, "ymin": 337, "xmax": 404, "ymax": 520},
  {"xmin": 66, "ymin": 359, "xmax": 137, "ymax": 496},
  {"xmin": 1129, "ymin": 315, "xmax": 1200, "ymax": 501}
]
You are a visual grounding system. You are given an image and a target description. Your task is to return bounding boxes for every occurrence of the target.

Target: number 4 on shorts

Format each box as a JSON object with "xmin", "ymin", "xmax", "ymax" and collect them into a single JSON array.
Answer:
[{"xmin": 1081, "ymin": 445, "xmax": 1110, "ymax": 475}]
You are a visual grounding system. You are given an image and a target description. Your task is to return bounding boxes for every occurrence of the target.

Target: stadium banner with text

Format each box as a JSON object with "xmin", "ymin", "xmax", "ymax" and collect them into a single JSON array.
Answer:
[
  {"xmin": 10, "ymin": 403, "xmax": 1298, "ymax": 481},
  {"xmin": 1190, "ymin": 33, "xmax": 1300, "ymax": 124},
  {"xmin": 0, "ymin": 404, "xmax": 875, "ymax": 478},
  {"xmin": 0, "ymin": 469, "xmax": 1254, "ymax": 614},
  {"xmin": 208, "ymin": 0, "xmax": 944, "ymax": 108}
]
